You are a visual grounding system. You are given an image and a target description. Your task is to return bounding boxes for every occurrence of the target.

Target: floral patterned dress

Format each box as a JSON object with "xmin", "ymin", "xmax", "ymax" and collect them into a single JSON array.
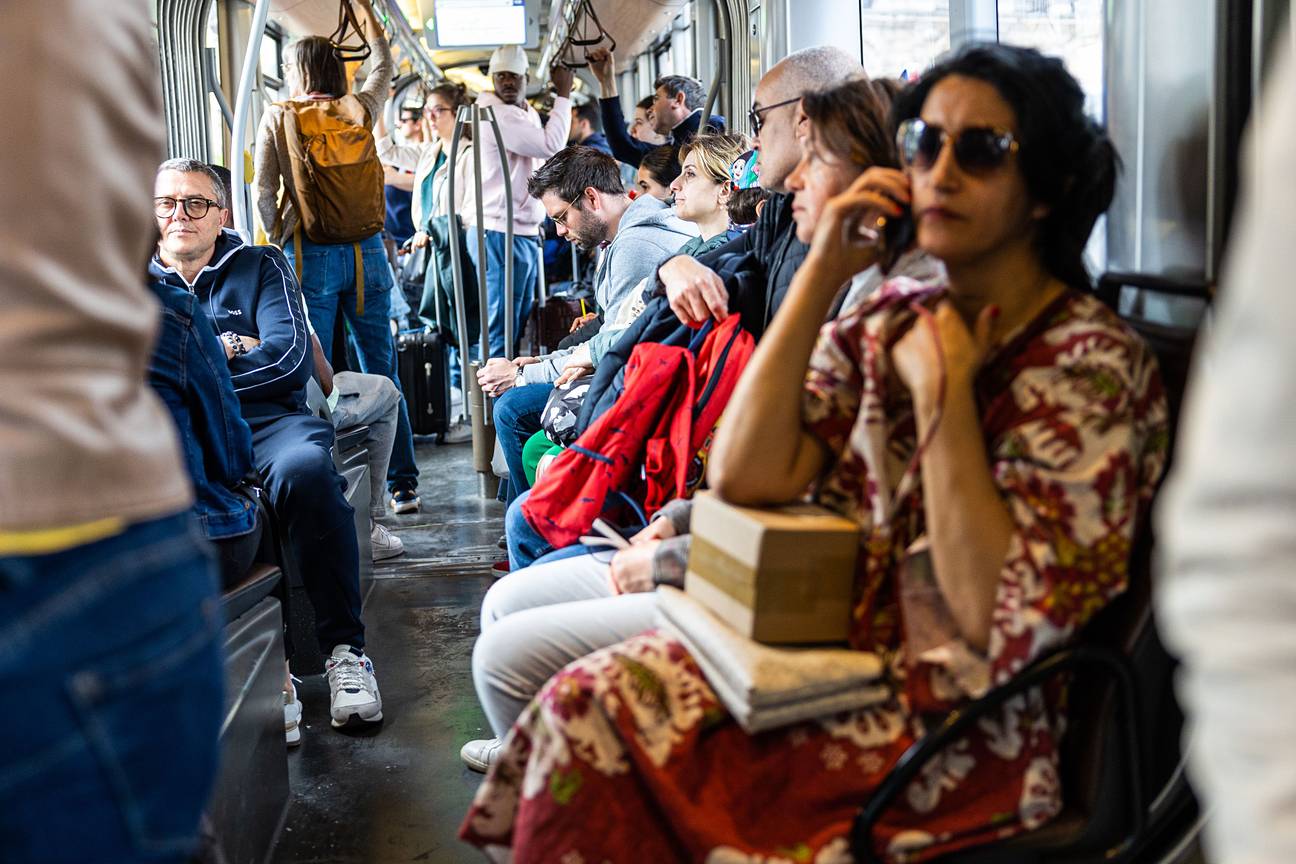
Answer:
[{"xmin": 460, "ymin": 280, "xmax": 1169, "ymax": 863}]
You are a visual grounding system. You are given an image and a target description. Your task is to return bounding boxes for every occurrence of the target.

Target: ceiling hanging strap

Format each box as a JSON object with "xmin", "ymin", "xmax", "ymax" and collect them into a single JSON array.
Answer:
[
  {"xmin": 330, "ymin": 0, "xmax": 373, "ymax": 63},
  {"xmin": 559, "ymin": 0, "xmax": 616, "ymax": 68}
]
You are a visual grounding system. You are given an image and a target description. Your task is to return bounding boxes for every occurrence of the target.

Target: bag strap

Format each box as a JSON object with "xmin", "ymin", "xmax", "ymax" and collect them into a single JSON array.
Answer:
[{"xmin": 329, "ymin": 0, "xmax": 372, "ymax": 63}]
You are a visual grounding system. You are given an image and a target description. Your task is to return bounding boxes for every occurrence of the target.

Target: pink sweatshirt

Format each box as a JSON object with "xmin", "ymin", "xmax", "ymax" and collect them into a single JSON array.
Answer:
[{"xmin": 467, "ymin": 93, "xmax": 571, "ymax": 236}]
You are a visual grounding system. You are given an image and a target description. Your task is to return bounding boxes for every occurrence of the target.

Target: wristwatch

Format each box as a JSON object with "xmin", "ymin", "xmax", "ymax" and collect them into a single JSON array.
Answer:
[{"xmin": 222, "ymin": 331, "xmax": 248, "ymax": 357}]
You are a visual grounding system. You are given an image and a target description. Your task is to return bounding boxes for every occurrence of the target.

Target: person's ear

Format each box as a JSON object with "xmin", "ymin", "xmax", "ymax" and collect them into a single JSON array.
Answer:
[
  {"xmin": 718, "ymin": 180, "xmax": 733, "ymax": 204},
  {"xmin": 583, "ymin": 186, "xmax": 599, "ymax": 209}
]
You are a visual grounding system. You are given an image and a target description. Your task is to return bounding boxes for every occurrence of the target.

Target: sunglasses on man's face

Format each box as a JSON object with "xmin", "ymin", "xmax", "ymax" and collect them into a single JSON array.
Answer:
[{"xmin": 897, "ymin": 119, "xmax": 1020, "ymax": 175}]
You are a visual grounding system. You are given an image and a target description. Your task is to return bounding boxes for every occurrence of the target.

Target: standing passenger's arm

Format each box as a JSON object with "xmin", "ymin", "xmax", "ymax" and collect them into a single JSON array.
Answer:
[
  {"xmin": 352, "ymin": 0, "xmax": 395, "ymax": 126},
  {"xmin": 253, "ymin": 111, "xmax": 282, "ymax": 237}
]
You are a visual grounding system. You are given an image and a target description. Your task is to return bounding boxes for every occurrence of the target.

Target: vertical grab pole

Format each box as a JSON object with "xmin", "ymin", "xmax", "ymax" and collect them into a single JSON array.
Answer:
[
  {"xmin": 445, "ymin": 106, "xmax": 472, "ymax": 417},
  {"xmin": 472, "ymin": 105, "xmax": 490, "ymax": 371},
  {"xmin": 230, "ymin": 0, "xmax": 273, "ymax": 242},
  {"xmin": 484, "ymin": 107, "xmax": 516, "ymax": 361},
  {"xmin": 468, "ymin": 104, "xmax": 499, "ymax": 497}
]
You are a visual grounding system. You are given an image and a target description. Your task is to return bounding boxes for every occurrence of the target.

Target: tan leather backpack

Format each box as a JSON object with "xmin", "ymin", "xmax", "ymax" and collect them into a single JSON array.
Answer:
[{"xmin": 277, "ymin": 95, "xmax": 384, "ymax": 245}]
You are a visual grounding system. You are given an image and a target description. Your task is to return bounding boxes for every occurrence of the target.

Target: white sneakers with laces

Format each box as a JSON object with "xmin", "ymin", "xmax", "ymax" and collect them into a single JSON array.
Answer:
[
  {"xmin": 325, "ymin": 645, "xmax": 383, "ymax": 728},
  {"xmin": 284, "ymin": 675, "xmax": 303, "ymax": 747},
  {"xmin": 460, "ymin": 737, "xmax": 504, "ymax": 773},
  {"xmin": 370, "ymin": 521, "xmax": 404, "ymax": 561}
]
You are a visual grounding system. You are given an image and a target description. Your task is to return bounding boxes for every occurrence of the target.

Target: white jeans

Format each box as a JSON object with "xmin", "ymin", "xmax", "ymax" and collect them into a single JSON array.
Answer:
[
  {"xmin": 473, "ymin": 552, "xmax": 658, "ymax": 737},
  {"xmin": 329, "ymin": 371, "xmax": 401, "ymax": 519}
]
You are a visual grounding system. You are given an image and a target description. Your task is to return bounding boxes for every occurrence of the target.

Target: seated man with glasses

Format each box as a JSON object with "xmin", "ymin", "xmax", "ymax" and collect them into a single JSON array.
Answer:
[
  {"xmin": 653, "ymin": 46, "xmax": 866, "ymax": 338},
  {"xmin": 474, "ymin": 145, "xmax": 697, "ymax": 507},
  {"xmin": 148, "ymin": 158, "xmax": 384, "ymax": 732}
]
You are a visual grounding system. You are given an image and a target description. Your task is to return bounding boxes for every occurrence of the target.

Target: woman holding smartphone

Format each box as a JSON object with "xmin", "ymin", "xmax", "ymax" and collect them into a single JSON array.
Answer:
[{"xmin": 462, "ymin": 44, "xmax": 1168, "ymax": 863}]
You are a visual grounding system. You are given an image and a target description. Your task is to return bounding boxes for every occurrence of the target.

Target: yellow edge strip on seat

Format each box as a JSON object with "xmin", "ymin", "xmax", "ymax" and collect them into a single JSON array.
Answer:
[{"xmin": 0, "ymin": 517, "xmax": 126, "ymax": 556}]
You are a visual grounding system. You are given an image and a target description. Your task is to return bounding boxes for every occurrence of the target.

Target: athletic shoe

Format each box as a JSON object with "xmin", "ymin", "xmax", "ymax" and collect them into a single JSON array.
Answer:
[
  {"xmin": 284, "ymin": 676, "xmax": 303, "ymax": 747},
  {"xmin": 370, "ymin": 521, "xmax": 405, "ymax": 561},
  {"xmin": 496, "ymin": 533, "xmax": 508, "ymax": 550},
  {"xmin": 460, "ymin": 737, "xmax": 504, "ymax": 773},
  {"xmin": 326, "ymin": 645, "xmax": 383, "ymax": 728},
  {"xmin": 389, "ymin": 484, "xmax": 420, "ymax": 514}
]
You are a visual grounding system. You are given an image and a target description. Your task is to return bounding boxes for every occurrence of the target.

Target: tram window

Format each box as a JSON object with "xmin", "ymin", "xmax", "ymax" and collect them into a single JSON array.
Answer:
[
  {"xmin": 260, "ymin": 29, "xmax": 283, "ymax": 85},
  {"xmin": 859, "ymin": 0, "xmax": 951, "ymax": 79},
  {"xmin": 996, "ymin": 0, "xmax": 1105, "ymax": 117}
]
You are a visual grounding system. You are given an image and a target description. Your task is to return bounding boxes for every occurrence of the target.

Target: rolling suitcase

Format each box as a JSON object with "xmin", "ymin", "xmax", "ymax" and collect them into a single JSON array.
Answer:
[{"xmin": 396, "ymin": 329, "xmax": 451, "ymax": 439}]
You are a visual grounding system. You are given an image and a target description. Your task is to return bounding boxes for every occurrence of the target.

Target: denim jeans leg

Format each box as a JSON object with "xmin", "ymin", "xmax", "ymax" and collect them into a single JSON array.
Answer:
[
  {"xmin": 0, "ymin": 513, "xmax": 222, "ymax": 864},
  {"xmin": 285, "ymin": 239, "xmax": 343, "ymax": 364},
  {"xmin": 493, "ymin": 383, "xmax": 551, "ymax": 506},
  {"xmin": 340, "ymin": 234, "xmax": 419, "ymax": 492},
  {"xmin": 505, "ymin": 489, "xmax": 554, "ymax": 570},
  {"xmin": 511, "ymin": 236, "xmax": 540, "ymax": 354},
  {"xmin": 251, "ymin": 413, "xmax": 365, "ymax": 652}
]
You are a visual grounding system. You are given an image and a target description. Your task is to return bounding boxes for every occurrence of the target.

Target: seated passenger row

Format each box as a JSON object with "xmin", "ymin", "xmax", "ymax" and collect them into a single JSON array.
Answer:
[{"xmin": 458, "ymin": 42, "xmax": 1168, "ymax": 864}]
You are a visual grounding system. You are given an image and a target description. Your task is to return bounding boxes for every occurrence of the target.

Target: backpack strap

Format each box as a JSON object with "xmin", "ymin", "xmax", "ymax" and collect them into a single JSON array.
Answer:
[
  {"xmin": 353, "ymin": 242, "xmax": 365, "ymax": 316},
  {"xmin": 293, "ymin": 224, "xmax": 304, "ymax": 286}
]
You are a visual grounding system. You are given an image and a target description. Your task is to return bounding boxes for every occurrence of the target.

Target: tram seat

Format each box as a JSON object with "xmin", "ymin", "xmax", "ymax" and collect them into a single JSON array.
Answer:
[
  {"xmin": 202, "ymin": 563, "xmax": 290, "ymax": 864},
  {"xmin": 851, "ymin": 273, "xmax": 1208, "ymax": 864}
]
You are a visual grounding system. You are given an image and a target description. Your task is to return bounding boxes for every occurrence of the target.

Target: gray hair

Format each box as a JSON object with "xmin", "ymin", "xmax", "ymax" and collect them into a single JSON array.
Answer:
[
  {"xmin": 770, "ymin": 46, "xmax": 866, "ymax": 100},
  {"xmin": 157, "ymin": 158, "xmax": 229, "ymax": 209}
]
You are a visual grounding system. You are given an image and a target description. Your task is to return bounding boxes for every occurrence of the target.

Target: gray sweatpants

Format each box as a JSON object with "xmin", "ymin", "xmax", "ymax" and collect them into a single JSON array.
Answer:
[
  {"xmin": 329, "ymin": 371, "xmax": 401, "ymax": 519},
  {"xmin": 473, "ymin": 552, "xmax": 659, "ymax": 737}
]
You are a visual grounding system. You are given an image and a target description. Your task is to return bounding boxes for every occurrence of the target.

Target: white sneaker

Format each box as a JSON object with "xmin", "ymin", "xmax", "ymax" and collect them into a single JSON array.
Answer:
[
  {"xmin": 325, "ymin": 645, "xmax": 383, "ymax": 728},
  {"xmin": 460, "ymin": 737, "xmax": 504, "ymax": 773},
  {"xmin": 370, "ymin": 521, "xmax": 404, "ymax": 561},
  {"xmin": 284, "ymin": 676, "xmax": 303, "ymax": 747}
]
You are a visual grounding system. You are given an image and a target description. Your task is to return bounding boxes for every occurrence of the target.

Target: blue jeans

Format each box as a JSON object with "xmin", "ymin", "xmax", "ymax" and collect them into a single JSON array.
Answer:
[
  {"xmin": 466, "ymin": 231, "xmax": 539, "ymax": 359},
  {"xmin": 506, "ymin": 489, "xmax": 556, "ymax": 570},
  {"xmin": 286, "ymin": 232, "xmax": 419, "ymax": 494},
  {"xmin": 494, "ymin": 383, "xmax": 552, "ymax": 506},
  {"xmin": 0, "ymin": 513, "xmax": 222, "ymax": 864}
]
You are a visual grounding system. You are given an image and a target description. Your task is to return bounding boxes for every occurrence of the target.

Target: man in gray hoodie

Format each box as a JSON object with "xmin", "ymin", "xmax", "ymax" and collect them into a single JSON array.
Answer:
[{"xmin": 477, "ymin": 145, "xmax": 696, "ymax": 505}]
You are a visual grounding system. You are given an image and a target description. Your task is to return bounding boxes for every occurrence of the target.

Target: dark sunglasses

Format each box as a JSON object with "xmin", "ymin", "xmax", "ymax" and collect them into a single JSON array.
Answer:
[
  {"xmin": 897, "ymin": 119, "xmax": 1020, "ymax": 174},
  {"xmin": 747, "ymin": 96, "xmax": 799, "ymax": 135}
]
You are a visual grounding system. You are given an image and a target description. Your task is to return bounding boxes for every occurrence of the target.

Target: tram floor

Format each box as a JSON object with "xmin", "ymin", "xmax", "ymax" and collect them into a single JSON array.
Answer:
[{"xmin": 272, "ymin": 436, "xmax": 504, "ymax": 864}]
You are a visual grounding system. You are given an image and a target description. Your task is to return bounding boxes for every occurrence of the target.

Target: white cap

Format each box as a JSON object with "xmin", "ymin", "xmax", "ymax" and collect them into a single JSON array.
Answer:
[{"xmin": 488, "ymin": 45, "xmax": 529, "ymax": 77}]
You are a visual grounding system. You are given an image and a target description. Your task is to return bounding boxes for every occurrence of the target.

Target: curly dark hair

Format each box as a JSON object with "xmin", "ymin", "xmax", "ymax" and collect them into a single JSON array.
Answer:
[{"xmin": 891, "ymin": 43, "xmax": 1119, "ymax": 291}]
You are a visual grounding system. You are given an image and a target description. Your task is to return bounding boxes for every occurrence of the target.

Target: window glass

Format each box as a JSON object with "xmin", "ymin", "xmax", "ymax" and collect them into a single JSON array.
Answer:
[
  {"xmin": 259, "ymin": 32, "xmax": 282, "ymax": 83},
  {"xmin": 996, "ymin": 0, "xmax": 1105, "ymax": 118},
  {"xmin": 859, "ymin": 0, "xmax": 951, "ymax": 80}
]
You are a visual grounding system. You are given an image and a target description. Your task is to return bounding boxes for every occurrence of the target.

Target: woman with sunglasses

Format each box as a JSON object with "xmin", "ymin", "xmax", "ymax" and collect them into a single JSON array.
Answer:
[{"xmin": 460, "ymin": 44, "xmax": 1169, "ymax": 863}]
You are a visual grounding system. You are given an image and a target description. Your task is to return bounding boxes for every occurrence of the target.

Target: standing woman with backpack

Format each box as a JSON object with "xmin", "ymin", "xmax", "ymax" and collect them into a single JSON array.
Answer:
[{"xmin": 254, "ymin": 0, "xmax": 423, "ymax": 513}]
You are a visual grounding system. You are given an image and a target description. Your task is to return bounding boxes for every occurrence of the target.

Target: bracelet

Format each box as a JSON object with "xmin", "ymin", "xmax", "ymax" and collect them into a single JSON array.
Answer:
[{"xmin": 222, "ymin": 331, "xmax": 248, "ymax": 357}]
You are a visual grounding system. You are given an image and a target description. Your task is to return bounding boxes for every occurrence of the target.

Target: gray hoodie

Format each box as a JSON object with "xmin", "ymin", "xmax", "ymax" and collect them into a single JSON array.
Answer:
[{"xmin": 523, "ymin": 194, "xmax": 697, "ymax": 385}]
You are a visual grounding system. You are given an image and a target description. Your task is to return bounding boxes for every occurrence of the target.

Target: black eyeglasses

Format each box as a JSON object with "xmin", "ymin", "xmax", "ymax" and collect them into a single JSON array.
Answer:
[
  {"xmin": 154, "ymin": 196, "xmax": 221, "ymax": 219},
  {"xmin": 896, "ymin": 119, "xmax": 1020, "ymax": 174},
  {"xmin": 747, "ymin": 96, "xmax": 799, "ymax": 135}
]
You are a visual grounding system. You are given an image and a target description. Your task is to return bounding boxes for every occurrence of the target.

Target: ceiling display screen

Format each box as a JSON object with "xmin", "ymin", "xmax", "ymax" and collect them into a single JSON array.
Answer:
[{"xmin": 432, "ymin": 0, "xmax": 529, "ymax": 48}]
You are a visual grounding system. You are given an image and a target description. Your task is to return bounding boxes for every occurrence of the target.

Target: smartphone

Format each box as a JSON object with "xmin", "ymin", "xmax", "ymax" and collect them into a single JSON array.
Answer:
[{"xmin": 878, "ymin": 206, "xmax": 915, "ymax": 275}]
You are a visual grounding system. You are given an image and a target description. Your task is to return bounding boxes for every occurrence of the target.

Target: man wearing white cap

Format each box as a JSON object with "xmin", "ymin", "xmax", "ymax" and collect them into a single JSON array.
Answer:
[{"xmin": 468, "ymin": 45, "xmax": 574, "ymax": 359}]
